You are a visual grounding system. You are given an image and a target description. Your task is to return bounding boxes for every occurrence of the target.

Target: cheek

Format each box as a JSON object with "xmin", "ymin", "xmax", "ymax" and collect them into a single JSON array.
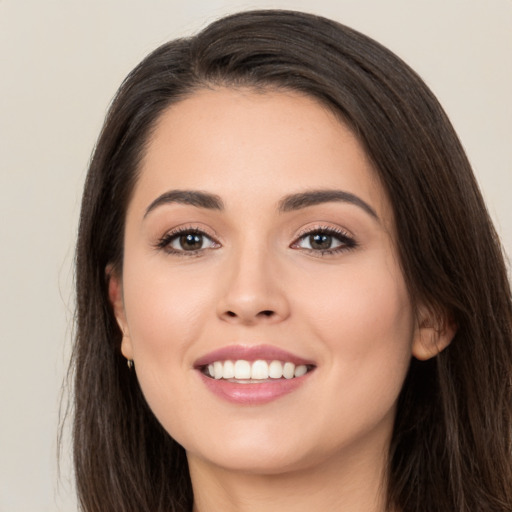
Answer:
[
  {"xmin": 121, "ymin": 253, "xmax": 216, "ymax": 366},
  {"xmin": 294, "ymin": 253, "xmax": 414, "ymax": 386},
  {"xmin": 120, "ymin": 254, "xmax": 218, "ymax": 430},
  {"xmin": 306, "ymin": 249, "xmax": 411, "ymax": 333},
  {"xmin": 286, "ymin": 257, "xmax": 414, "ymax": 449}
]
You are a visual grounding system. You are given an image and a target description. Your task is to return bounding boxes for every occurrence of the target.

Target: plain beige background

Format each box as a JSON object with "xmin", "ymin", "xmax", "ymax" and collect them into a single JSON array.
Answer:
[{"xmin": 0, "ymin": 1, "xmax": 510, "ymax": 510}]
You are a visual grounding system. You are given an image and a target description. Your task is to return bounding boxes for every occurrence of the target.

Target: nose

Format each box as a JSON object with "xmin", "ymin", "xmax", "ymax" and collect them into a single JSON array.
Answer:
[{"xmin": 216, "ymin": 245, "xmax": 290, "ymax": 326}]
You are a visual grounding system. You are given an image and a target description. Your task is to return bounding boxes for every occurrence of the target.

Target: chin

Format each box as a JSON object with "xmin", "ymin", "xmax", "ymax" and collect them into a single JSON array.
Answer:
[
  {"xmin": 187, "ymin": 442, "xmax": 317, "ymax": 476},
  {"xmin": 180, "ymin": 418, "xmax": 340, "ymax": 477}
]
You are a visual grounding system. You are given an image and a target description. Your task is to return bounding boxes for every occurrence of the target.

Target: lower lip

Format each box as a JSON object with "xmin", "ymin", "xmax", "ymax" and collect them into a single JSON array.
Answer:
[{"xmin": 198, "ymin": 371, "xmax": 311, "ymax": 405}]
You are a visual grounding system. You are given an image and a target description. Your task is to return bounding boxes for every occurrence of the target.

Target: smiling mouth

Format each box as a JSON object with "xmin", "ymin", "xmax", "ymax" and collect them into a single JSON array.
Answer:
[{"xmin": 201, "ymin": 359, "xmax": 315, "ymax": 382}]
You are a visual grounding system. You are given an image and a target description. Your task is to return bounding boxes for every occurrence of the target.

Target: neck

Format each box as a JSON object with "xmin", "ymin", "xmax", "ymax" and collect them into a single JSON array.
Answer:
[{"xmin": 189, "ymin": 443, "xmax": 390, "ymax": 512}]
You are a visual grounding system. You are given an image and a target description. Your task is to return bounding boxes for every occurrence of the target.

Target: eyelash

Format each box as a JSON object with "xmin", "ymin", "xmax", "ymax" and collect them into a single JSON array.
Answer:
[
  {"xmin": 155, "ymin": 226, "xmax": 219, "ymax": 257},
  {"xmin": 155, "ymin": 225, "xmax": 357, "ymax": 257},
  {"xmin": 290, "ymin": 225, "xmax": 357, "ymax": 256}
]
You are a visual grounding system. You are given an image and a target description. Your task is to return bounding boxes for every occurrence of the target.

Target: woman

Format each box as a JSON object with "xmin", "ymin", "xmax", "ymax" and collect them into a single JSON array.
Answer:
[{"xmin": 72, "ymin": 9, "xmax": 512, "ymax": 512}]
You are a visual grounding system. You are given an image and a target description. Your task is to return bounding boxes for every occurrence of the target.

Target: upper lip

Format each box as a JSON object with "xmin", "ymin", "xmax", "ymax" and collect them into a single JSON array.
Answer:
[{"xmin": 194, "ymin": 344, "xmax": 315, "ymax": 368}]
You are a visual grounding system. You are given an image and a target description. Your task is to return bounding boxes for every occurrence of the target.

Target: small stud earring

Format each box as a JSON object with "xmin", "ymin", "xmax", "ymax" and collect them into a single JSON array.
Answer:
[{"xmin": 127, "ymin": 359, "xmax": 134, "ymax": 370}]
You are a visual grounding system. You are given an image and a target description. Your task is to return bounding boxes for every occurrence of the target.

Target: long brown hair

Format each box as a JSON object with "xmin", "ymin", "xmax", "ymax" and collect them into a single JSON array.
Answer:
[{"xmin": 71, "ymin": 10, "xmax": 512, "ymax": 511}]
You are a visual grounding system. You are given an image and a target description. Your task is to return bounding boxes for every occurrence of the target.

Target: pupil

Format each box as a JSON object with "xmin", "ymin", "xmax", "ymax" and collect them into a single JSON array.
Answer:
[
  {"xmin": 310, "ymin": 233, "xmax": 332, "ymax": 250},
  {"xmin": 180, "ymin": 233, "xmax": 202, "ymax": 250}
]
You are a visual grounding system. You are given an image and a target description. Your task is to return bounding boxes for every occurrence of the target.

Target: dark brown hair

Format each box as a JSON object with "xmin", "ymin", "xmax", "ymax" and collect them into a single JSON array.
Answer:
[{"xmin": 71, "ymin": 9, "xmax": 512, "ymax": 511}]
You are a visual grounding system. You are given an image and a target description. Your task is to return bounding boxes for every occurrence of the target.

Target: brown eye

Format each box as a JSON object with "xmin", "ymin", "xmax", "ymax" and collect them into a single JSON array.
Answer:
[
  {"xmin": 178, "ymin": 233, "xmax": 204, "ymax": 251},
  {"xmin": 158, "ymin": 229, "xmax": 219, "ymax": 254},
  {"xmin": 309, "ymin": 233, "xmax": 333, "ymax": 250},
  {"xmin": 292, "ymin": 228, "xmax": 356, "ymax": 255}
]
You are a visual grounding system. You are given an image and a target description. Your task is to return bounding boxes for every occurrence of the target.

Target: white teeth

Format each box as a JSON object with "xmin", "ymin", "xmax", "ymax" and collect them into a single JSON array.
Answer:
[
  {"xmin": 213, "ymin": 361, "xmax": 223, "ymax": 380},
  {"xmin": 283, "ymin": 362, "xmax": 295, "ymax": 379},
  {"xmin": 205, "ymin": 359, "xmax": 310, "ymax": 380},
  {"xmin": 234, "ymin": 360, "xmax": 251, "ymax": 379},
  {"xmin": 223, "ymin": 360, "xmax": 235, "ymax": 379},
  {"xmin": 294, "ymin": 364, "xmax": 307, "ymax": 377},
  {"xmin": 251, "ymin": 360, "xmax": 269, "ymax": 380},
  {"xmin": 268, "ymin": 360, "xmax": 283, "ymax": 378}
]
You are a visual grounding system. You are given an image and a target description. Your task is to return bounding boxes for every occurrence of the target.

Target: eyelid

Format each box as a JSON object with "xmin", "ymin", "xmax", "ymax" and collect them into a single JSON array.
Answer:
[
  {"xmin": 155, "ymin": 224, "xmax": 221, "ymax": 255},
  {"xmin": 154, "ymin": 223, "xmax": 357, "ymax": 257},
  {"xmin": 293, "ymin": 223, "xmax": 353, "ymax": 239},
  {"xmin": 290, "ymin": 224, "xmax": 358, "ymax": 255}
]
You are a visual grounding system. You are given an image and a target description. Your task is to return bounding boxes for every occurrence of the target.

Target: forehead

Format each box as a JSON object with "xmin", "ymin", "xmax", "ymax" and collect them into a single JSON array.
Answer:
[{"xmin": 132, "ymin": 87, "xmax": 390, "ymax": 223}]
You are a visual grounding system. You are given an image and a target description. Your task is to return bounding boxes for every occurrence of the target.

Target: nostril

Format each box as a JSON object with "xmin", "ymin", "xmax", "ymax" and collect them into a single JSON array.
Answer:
[{"xmin": 221, "ymin": 309, "xmax": 278, "ymax": 321}]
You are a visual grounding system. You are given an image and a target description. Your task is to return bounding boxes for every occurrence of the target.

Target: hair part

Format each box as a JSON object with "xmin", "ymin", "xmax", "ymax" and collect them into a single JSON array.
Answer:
[{"xmin": 71, "ymin": 10, "xmax": 512, "ymax": 511}]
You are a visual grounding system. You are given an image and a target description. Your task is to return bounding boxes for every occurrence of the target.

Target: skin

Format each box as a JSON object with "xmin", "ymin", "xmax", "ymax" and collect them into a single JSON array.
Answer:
[{"xmin": 109, "ymin": 88, "xmax": 452, "ymax": 512}]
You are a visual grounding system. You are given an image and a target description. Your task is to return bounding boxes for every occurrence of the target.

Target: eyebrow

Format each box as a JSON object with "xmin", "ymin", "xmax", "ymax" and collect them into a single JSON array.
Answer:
[
  {"xmin": 144, "ymin": 188, "xmax": 378, "ymax": 220},
  {"xmin": 278, "ymin": 189, "xmax": 378, "ymax": 219},
  {"xmin": 144, "ymin": 190, "xmax": 224, "ymax": 218}
]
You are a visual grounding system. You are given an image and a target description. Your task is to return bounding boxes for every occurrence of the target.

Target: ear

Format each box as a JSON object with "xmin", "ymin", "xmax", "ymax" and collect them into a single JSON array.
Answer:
[
  {"xmin": 106, "ymin": 265, "xmax": 133, "ymax": 361},
  {"xmin": 412, "ymin": 305, "xmax": 457, "ymax": 361}
]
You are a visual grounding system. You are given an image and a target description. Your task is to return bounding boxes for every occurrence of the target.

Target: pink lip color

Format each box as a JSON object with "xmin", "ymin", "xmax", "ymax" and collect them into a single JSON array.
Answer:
[
  {"xmin": 194, "ymin": 344, "xmax": 314, "ymax": 367},
  {"xmin": 194, "ymin": 344, "xmax": 315, "ymax": 405},
  {"xmin": 198, "ymin": 372, "xmax": 311, "ymax": 405}
]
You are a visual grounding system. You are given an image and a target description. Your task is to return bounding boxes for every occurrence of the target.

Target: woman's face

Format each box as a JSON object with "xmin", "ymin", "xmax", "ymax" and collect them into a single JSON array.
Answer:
[{"xmin": 111, "ymin": 88, "xmax": 435, "ymax": 475}]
